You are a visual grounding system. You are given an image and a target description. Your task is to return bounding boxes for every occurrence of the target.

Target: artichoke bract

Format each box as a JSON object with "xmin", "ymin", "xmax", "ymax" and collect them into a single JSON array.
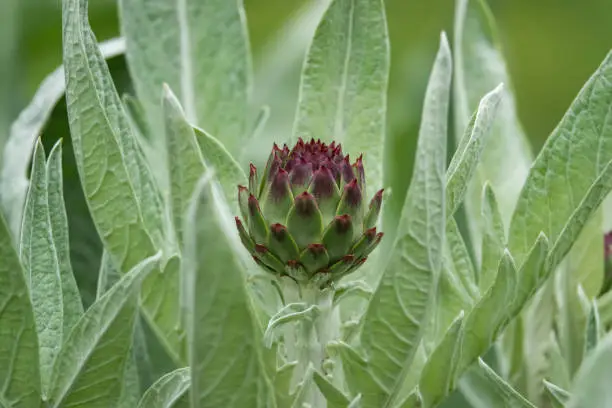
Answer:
[{"xmin": 235, "ymin": 138, "xmax": 383, "ymax": 286}]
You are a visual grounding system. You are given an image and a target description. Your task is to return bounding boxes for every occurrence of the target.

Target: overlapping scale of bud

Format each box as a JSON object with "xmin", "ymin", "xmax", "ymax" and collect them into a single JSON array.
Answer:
[{"xmin": 235, "ymin": 138, "xmax": 383, "ymax": 286}]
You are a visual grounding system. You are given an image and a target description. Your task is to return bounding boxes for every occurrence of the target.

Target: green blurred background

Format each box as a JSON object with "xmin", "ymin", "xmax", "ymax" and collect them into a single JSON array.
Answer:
[{"xmin": 3, "ymin": 0, "xmax": 612, "ymax": 149}]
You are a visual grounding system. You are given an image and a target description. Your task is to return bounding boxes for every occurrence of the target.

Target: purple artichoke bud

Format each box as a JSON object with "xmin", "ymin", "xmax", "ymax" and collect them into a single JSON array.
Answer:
[{"xmin": 235, "ymin": 138, "xmax": 384, "ymax": 286}]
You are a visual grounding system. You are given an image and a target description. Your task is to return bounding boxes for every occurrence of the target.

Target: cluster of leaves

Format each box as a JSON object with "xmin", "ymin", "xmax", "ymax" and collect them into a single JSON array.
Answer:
[{"xmin": 2, "ymin": 0, "xmax": 612, "ymax": 407}]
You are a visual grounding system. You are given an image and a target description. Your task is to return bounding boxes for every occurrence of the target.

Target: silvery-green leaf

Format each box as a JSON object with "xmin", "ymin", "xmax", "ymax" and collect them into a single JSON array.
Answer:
[
  {"xmin": 273, "ymin": 362, "xmax": 297, "ymax": 408},
  {"xmin": 248, "ymin": 105, "xmax": 270, "ymax": 143},
  {"xmin": 454, "ymin": 0, "xmax": 533, "ymax": 259},
  {"xmin": 480, "ymin": 183, "xmax": 505, "ymax": 293},
  {"xmin": 333, "ymin": 281, "xmax": 372, "ymax": 306},
  {"xmin": 0, "ymin": 210, "xmax": 40, "ymax": 407},
  {"xmin": 0, "ymin": 37, "xmax": 125, "ymax": 239},
  {"xmin": 118, "ymin": 355, "xmax": 141, "ymax": 408},
  {"xmin": 293, "ymin": 0, "xmax": 389, "ymax": 194},
  {"xmin": 446, "ymin": 218, "xmax": 479, "ymax": 302},
  {"xmin": 163, "ymin": 85, "xmax": 206, "ymax": 247},
  {"xmin": 95, "ymin": 250, "xmax": 142, "ymax": 407},
  {"xmin": 474, "ymin": 359, "xmax": 536, "ymax": 408},
  {"xmin": 542, "ymin": 331, "xmax": 571, "ymax": 392},
  {"xmin": 395, "ymin": 392, "xmax": 421, "ymax": 408},
  {"xmin": 19, "ymin": 140, "xmax": 63, "ymax": 395},
  {"xmin": 555, "ymin": 212, "xmax": 604, "ymax": 377},
  {"xmin": 419, "ymin": 312, "xmax": 465, "ymax": 408},
  {"xmin": 312, "ymin": 371, "xmax": 350, "ymax": 408},
  {"xmin": 47, "ymin": 253, "xmax": 161, "ymax": 408},
  {"xmin": 183, "ymin": 176, "xmax": 273, "ymax": 407},
  {"xmin": 249, "ymin": 0, "xmax": 331, "ymax": 161},
  {"xmin": 567, "ymin": 331, "xmax": 612, "ymax": 408},
  {"xmin": 449, "ymin": 236, "xmax": 548, "ymax": 396},
  {"xmin": 543, "ymin": 380, "xmax": 570, "ymax": 408},
  {"xmin": 327, "ymin": 341, "xmax": 384, "ymax": 402},
  {"xmin": 456, "ymin": 251, "xmax": 518, "ymax": 375},
  {"xmin": 358, "ymin": 33, "xmax": 450, "ymax": 406},
  {"xmin": 96, "ymin": 250, "xmax": 121, "ymax": 299},
  {"xmin": 584, "ymin": 298, "xmax": 601, "ymax": 356},
  {"xmin": 47, "ymin": 141, "xmax": 84, "ymax": 335},
  {"xmin": 193, "ymin": 126, "xmax": 246, "ymax": 214},
  {"xmin": 509, "ymin": 51, "xmax": 612, "ymax": 267},
  {"xmin": 348, "ymin": 394, "xmax": 362, "ymax": 408},
  {"xmin": 597, "ymin": 289, "xmax": 612, "ymax": 326},
  {"xmin": 62, "ymin": 0, "xmax": 181, "ymax": 359},
  {"xmin": 118, "ymin": 0, "xmax": 251, "ymax": 156},
  {"xmin": 264, "ymin": 303, "xmax": 319, "ymax": 348},
  {"xmin": 426, "ymin": 248, "xmax": 472, "ymax": 348},
  {"xmin": 554, "ymin": 272, "xmax": 589, "ymax": 376},
  {"xmin": 446, "ymin": 84, "xmax": 503, "ymax": 218},
  {"xmin": 137, "ymin": 368, "xmax": 190, "ymax": 408}
]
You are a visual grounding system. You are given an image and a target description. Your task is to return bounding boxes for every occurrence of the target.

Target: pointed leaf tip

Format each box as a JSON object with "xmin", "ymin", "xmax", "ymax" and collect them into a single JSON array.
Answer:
[
  {"xmin": 294, "ymin": 192, "xmax": 319, "ymax": 217},
  {"xmin": 310, "ymin": 166, "xmax": 337, "ymax": 199}
]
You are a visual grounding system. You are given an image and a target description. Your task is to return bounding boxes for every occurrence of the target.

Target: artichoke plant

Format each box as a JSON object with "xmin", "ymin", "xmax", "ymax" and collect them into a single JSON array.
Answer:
[{"xmin": 235, "ymin": 138, "xmax": 384, "ymax": 286}]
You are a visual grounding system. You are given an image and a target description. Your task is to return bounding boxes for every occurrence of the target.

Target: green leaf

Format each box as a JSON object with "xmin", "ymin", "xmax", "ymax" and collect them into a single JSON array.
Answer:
[
  {"xmin": 454, "ymin": 0, "xmax": 533, "ymax": 260},
  {"xmin": 445, "ymin": 218, "xmax": 479, "ymax": 302},
  {"xmin": 567, "ymin": 331, "xmax": 612, "ymax": 408},
  {"xmin": 474, "ymin": 359, "xmax": 536, "ymax": 408},
  {"xmin": 447, "ymin": 236, "xmax": 548, "ymax": 398},
  {"xmin": 0, "ymin": 37, "xmax": 125, "ymax": 239},
  {"xmin": 95, "ymin": 250, "xmax": 143, "ymax": 407},
  {"xmin": 419, "ymin": 312, "xmax": 465, "ymax": 408},
  {"xmin": 456, "ymin": 250, "xmax": 518, "ymax": 372},
  {"xmin": 312, "ymin": 371, "xmax": 350, "ymax": 408},
  {"xmin": 597, "ymin": 288, "xmax": 612, "ymax": 327},
  {"xmin": 264, "ymin": 303, "xmax": 320, "ymax": 348},
  {"xmin": 358, "ymin": 33, "xmax": 450, "ymax": 406},
  {"xmin": 555, "ymin": 211, "xmax": 604, "ymax": 376},
  {"xmin": 47, "ymin": 252, "xmax": 161, "ymax": 408},
  {"xmin": 96, "ymin": 250, "xmax": 121, "ymax": 299},
  {"xmin": 509, "ymin": 50, "xmax": 612, "ymax": 267},
  {"xmin": 542, "ymin": 331, "xmax": 571, "ymax": 391},
  {"xmin": 118, "ymin": 354, "xmax": 141, "ymax": 408},
  {"xmin": 328, "ymin": 341, "xmax": 384, "ymax": 400},
  {"xmin": 47, "ymin": 141, "xmax": 84, "ymax": 336},
  {"xmin": 137, "ymin": 368, "xmax": 190, "ymax": 408},
  {"xmin": 446, "ymin": 84, "xmax": 503, "ymax": 218},
  {"xmin": 0, "ymin": 209, "xmax": 41, "ymax": 407},
  {"xmin": 19, "ymin": 140, "xmax": 63, "ymax": 395},
  {"xmin": 183, "ymin": 175, "xmax": 273, "ymax": 407},
  {"xmin": 480, "ymin": 183, "xmax": 505, "ymax": 293},
  {"xmin": 273, "ymin": 362, "xmax": 298, "ymax": 408},
  {"xmin": 163, "ymin": 85, "xmax": 207, "ymax": 247},
  {"xmin": 426, "ymin": 231, "xmax": 473, "ymax": 348},
  {"xmin": 543, "ymin": 380, "xmax": 570, "ymax": 408},
  {"xmin": 333, "ymin": 281, "xmax": 373, "ymax": 307},
  {"xmin": 193, "ymin": 126, "xmax": 246, "ymax": 215},
  {"xmin": 62, "ymin": 0, "xmax": 182, "ymax": 359},
  {"xmin": 584, "ymin": 298, "xmax": 602, "ymax": 356},
  {"xmin": 118, "ymin": 0, "xmax": 251, "ymax": 155},
  {"xmin": 293, "ymin": 0, "xmax": 390, "ymax": 194}
]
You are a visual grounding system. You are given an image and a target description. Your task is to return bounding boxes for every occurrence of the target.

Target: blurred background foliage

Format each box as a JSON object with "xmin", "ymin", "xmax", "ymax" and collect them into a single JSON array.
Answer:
[
  {"xmin": 1, "ymin": 0, "xmax": 610, "ymax": 403},
  {"xmin": 4, "ymin": 0, "xmax": 612, "ymax": 147}
]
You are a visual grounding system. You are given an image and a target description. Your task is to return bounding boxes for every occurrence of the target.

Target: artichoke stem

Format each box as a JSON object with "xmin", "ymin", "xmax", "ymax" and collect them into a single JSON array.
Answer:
[{"xmin": 280, "ymin": 278, "xmax": 339, "ymax": 407}]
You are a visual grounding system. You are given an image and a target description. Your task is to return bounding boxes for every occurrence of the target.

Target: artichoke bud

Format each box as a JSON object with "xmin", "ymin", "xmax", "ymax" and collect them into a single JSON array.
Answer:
[{"xmin": 235, "ymin": 138, "xmax": 384, "ymax": 286}]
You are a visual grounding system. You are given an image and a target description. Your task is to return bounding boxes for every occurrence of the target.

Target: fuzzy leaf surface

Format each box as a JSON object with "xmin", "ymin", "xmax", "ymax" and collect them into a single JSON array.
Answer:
[
  {"xmin": 293, "ymin": 0, "xmax": 389, "ymax": 194},
  {"xmin": 183, "ymin": 176, "xmax": 273, "ymax": 407},
  {"xmin": 358, "ymin": 34, "xmax": 450, "ymax": 407},
  {"xmin": 118, "ymin": 0, "xmax": 251, "ymax": 155}
]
